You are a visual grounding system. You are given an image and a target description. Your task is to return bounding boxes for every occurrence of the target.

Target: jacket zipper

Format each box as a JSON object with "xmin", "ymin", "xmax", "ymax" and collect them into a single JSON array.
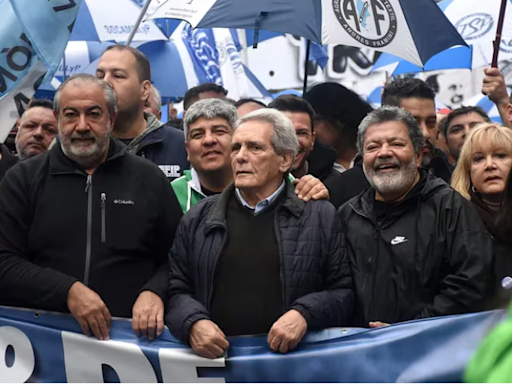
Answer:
[
  {"xmin": 207, "ymin": 226, "xmax": 228, "ymax": 310},
  {"xmin": 84, "ymin": 175, "xmax": 93, "ymax": 286},
  {"xmin": 101, "ymin": 193, "xmax": 106, "ymax": 243},
  {"xmin": 274, "ymin": 211, "xmax": 287, "ymax": 312}
]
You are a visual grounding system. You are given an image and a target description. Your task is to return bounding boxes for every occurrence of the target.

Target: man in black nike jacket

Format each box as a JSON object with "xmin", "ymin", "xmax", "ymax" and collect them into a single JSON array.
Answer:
[{"xmin": 0, "ymin": 74, "xmax": 182, "ymax": 341}]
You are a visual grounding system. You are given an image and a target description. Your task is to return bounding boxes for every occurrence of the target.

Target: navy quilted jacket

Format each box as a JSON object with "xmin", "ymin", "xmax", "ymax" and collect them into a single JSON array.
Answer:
[{"xmin": 166, "ymin": 180, "xmax": 354, "ymax": 343}]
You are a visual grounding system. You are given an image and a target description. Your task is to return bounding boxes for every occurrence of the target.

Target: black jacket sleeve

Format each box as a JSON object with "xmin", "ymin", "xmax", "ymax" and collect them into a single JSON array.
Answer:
[
  {"xmin": 140, "ymin": 173, "xmax": 183, "ymax": 301},
  {"xmin": 290, "ymin": 207, "xmax": 354, "ymax": 328},
  {"xmin": 165, "ymin": 215, "xmax": 210, "ymax": 343},
  {"xmin": 0, "ymin": 166, "xmax": 78, "ymax": 311},
  {"xmin": 416, "ymin": 193, "xmax": 493, "ymax": 319}
]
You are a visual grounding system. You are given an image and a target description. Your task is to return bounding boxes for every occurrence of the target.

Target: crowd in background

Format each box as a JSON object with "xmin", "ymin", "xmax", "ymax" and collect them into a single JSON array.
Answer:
[{"xmin": 0, "ymin": 44, "xmax": 511, "ymax": 359}]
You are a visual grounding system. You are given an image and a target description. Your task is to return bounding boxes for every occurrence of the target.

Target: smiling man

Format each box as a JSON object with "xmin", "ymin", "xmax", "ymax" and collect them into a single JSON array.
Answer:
[
  {"xmin": 339, "ymin": 106, "xmax": 493, "ymax": 328},
  {"xmin": 167, "ymin": 108, "xmax": 354, "ymax": 359},
  {"xmin": 0, "ymin": 74, "xmax": 182, "ymax": 342},
  {"xmin": 382, "ymin": 78, "xmax": 454, "ymax": 183}
]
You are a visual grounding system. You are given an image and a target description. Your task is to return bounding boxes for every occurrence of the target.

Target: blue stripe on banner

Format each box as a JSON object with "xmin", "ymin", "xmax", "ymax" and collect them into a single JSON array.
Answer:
[
  {"xmin": 0, "ymin": 306, "xmax": 506, "ymax": 383},
  {"xmin": 197, "ymin": 0, "xmax": 322, "ymax": 44},
  {"xmin": 70, "ymin": 1, "xmax": 100, "ymax": 41},
  {"xmin": 438, "ymin": 0, "xmax": 456, "ymax": 12},
  {"xmin": 242, "ymin": 63, "xmax": 272, "ymax": 98},
  {"xmin": 399, "ymin": 0, "xmax": 467, "ymax": 65},
  {"xmin": 476, "ymin": 96, "xmax": 495, "ymax": 111}
]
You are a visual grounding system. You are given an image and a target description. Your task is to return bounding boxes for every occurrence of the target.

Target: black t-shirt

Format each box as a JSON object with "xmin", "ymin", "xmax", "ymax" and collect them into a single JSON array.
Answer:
[
  {"xmin": 201, "ymin": 185, "xmax": 219, "ymax": 197},
  {"xmin": 118, "ymin": 138, "xmax": 134, "ymax": 146}
]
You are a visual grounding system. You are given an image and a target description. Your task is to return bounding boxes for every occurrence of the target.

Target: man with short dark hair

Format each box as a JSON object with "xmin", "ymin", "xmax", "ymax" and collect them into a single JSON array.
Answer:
[
  {"xmin": 235, "ymin": 98, "xmax": 266, "ymax": 117},
  {"xmin": 167, "ymin": 108, "xmax": 354, "ymax": 358},
  {"xmin": 183, "ymin": 83, "xmax": 228, "ymax": 112},
  {"xmin": 96, "ymin": 45, "xmax": 188, "ymax": 181},
  {"xmin": 443, "ymin": 106, "xmax": 491, "ymax": 162},
  {"xmin": 0, "ymin": 74, "xmax": 182, "ymax": 342},
  {"xmin": 339, "ymin": 106, "xmax": 492, "ymax": 328},
  {"xmin": 269, "ymin": 95, "xmax": 343, "ymax": 204},
  {"xmin": 15, "ymin": 99, "xmax": 58, "ymax": 160}
]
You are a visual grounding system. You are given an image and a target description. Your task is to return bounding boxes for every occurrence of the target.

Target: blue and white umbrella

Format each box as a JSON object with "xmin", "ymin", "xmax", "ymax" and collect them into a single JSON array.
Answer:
[
  {"xmin": 70, "ymin": 0, "xmax": 167, "ymax": 42},
  {"xmin": 146, "ymin": 0, "xmax": 466, "ymax": 67},
  {"xmin": 78, "ymin": 25, "xmax": 271, "ymax": 100},
  {"xmin": 372, "ymin": 0, "xmax": 512, "ymax": 75}
]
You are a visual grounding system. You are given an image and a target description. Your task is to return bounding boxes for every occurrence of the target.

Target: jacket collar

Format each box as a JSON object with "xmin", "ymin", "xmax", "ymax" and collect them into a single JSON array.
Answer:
[
  {"xmin": 204, "ymin": 177, "xmax": 304, "ymax": 233},
  {"xmin": 49, "ymin": 137, "xmax": 126, "ymax": 175},
  {"xmin": 350, "ymin": 169, "xmax": 436, "ymax": 222},
  {"xmin": 0, "ymin": 144, "xmax": 18, "ymax": 167},
  {"xmin": 126, "ymin": 113, "xmax": 165, "ymax": 154}
]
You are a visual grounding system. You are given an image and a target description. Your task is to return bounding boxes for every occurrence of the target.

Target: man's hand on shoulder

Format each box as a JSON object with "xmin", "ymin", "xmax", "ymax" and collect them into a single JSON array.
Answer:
[{"xmin": 293, "ymin": 175, "xmax": 329, "ymax": 202}]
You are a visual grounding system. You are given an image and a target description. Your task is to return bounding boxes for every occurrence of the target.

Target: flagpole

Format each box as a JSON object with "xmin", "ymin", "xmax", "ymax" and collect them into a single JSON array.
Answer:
[
  {"xmin": 302, "ymin": 40, "xmax": 311, "ymax": 96},
  {"xmin": 126, "ymin": 0, "xmax": 153, "ymax": 46},
  {"xmin": 492, "ymin": 0, "xmax": 508, "ymax": 67}
]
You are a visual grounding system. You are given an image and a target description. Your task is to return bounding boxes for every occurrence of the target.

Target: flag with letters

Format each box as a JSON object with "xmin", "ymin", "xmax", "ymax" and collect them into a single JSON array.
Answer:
[{"xmin": 0, "ymin": 0, "xmax": 82, "ymax": 142}]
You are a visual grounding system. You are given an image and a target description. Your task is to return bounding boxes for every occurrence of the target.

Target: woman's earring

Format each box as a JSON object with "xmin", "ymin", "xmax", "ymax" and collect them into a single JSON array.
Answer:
[{"xmin": 471, "ymin": 186, "xmax": 477, "ymax": 193}]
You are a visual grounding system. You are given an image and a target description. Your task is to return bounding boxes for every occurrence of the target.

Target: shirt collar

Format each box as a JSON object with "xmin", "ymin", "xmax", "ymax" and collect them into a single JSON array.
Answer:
[
  {"xmin": 333, "ymin": 157, "xmax": 356, "ymax": 174},
  {"xmin": 235, "ymin": 180, "xmax": 286, "ymax": 214}
]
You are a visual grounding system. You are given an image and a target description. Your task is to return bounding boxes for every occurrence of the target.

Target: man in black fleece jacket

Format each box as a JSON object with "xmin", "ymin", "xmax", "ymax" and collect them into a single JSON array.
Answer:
[{"xmin": 0, "ymin": 74, "xmax": 182, "ymax": 341}]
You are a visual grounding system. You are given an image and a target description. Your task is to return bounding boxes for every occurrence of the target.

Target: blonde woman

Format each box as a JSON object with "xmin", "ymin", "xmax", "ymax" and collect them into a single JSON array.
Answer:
[{"xmin": 452, "ymin": 122, "xmax": 512, "ymax": 309}]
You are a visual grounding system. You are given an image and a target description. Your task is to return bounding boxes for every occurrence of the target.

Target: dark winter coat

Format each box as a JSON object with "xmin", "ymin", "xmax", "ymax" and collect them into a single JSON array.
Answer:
[
  {"xmin": 339, "ymin": 171, "xmax": 493, "ymax": 326},
  {"xmin": 126, "ymin": 113, "xmax": 189, "ymax": 181},
  {"xmin": 0, "ymin": 138, "xmax": 182, "ymax": 317},
  {"xmin": 166, "ymin": 179, "xmax": 354, "ymax": 343}
]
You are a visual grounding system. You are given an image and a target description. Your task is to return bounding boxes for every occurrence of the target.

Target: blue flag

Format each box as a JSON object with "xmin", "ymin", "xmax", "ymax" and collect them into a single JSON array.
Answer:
[
  {"xmin": 0, "ymin": 0, "xmax": 40, "ymax": 98},
  {"xmin": 8, "ymin": 0, "xmax": 82, "ymax": 84},
  {"xmin": 308, "ymin": 41, "xmax": 328, "ymax": 70}
]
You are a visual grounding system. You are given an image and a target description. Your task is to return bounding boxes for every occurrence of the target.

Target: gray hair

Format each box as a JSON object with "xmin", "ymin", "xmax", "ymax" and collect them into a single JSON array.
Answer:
[
  {"xmin": 150, "ymin": 84, "xmax": 162, "ymax": 114},
  {"xmin": 357, "ymin": 106, "xmax": 425, "ymax": 155},
  {"xmin": 54, "ymin": 74, "xmax": 117, "ymax": 117},
  {"xmin": 236, "ymin": 108, "xmax": 299, "ymax": 159},
  {"xmin": 183, "ymin": 98, "xmax": 238, "ymax": 140}
]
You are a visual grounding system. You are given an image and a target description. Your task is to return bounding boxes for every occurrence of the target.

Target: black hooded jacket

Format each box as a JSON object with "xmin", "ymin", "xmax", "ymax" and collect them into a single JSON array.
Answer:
[
  {"xmin": 0, "ymin": 138, "xmax": 182, "ymax": 317},
  {"xmin": 339, "ymin": 171, "xmax": 493, "ymax": 326}
]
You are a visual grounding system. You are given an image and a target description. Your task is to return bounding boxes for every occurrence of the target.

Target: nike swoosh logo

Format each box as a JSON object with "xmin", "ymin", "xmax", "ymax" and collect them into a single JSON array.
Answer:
[{"xmin": 391, "ymin": 238, "xmax": 408, "ymax": 245}]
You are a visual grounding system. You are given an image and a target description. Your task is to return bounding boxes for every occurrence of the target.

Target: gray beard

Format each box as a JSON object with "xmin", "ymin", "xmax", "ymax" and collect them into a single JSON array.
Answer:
[{"xmin": 364, "ymin": 158, "xmax": 418, "ymax": 197}]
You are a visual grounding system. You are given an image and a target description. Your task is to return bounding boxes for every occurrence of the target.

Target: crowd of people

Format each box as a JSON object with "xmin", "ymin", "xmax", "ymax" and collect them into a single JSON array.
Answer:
[{"xmin": 0, "ymin": 44, "xmax": 511, "ymax": 359}]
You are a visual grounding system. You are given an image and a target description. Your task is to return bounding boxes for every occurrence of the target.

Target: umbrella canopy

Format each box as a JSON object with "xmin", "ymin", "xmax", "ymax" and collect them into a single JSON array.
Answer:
[
  {"xmin": 70, "ymin": 0, "xmax": 167, "ymax": 42},
  {"xmin": 77, "ymin": 31, "xmax": 271, "ymax": 100},
  {"xmin": 372, "ymin": 0, "xmax": 512, "ymax": 75},
  {"xmin": 146, "ymin": 0, "xmax": 466, "ymax": 67}
]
